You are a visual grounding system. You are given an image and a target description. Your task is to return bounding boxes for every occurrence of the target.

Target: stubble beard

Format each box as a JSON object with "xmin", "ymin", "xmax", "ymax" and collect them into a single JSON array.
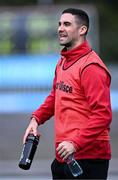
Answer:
[{"xmin": 60, "ymin": 41, "xmax": 72, "ymax": 49}]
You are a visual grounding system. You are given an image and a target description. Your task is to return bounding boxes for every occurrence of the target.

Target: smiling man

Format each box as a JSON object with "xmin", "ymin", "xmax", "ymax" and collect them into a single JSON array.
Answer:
[
  {"xmin": 58, "ymin": 11, "xmax": 88, "ymax": 49},
  {"xmin": 23, "ymin": 8, "xmax": 112, "ymax": 179}
]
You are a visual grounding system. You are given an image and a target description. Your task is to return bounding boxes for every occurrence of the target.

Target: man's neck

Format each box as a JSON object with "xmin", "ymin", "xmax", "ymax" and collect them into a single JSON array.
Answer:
[{"xmin": 66, "ymin": 38, "xmax": 86, "ymax": 51}]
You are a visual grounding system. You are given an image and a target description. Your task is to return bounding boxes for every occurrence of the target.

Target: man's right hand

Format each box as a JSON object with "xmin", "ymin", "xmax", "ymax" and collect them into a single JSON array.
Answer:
[{"xmin": 23, "ymin": 117, "xmax": 39, "ymax": 144}]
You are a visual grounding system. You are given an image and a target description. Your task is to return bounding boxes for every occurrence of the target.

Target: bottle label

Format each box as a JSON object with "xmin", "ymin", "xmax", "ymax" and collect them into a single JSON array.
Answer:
[{"xmin": 26, "ymin": 158, "xmax": 31, "ymax": 164}]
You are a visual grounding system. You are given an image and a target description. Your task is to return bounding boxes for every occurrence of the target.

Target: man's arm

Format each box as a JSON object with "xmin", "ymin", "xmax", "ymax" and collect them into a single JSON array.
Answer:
[
  {"xmin": 23, "ymin": 73, "xmax": 57, "ymax": 143},
  {"xmin": 32, "ymin": 76, "xmax": 56, "ymax": 125},
  {"xmin": 72, "ymin": 64, "xmax": 112, "ymax": 150}
]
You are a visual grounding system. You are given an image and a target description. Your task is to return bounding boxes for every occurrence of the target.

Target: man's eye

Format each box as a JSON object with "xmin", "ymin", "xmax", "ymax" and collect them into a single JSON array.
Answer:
[
  {"xmin": 58, "ymin": 22, "xmax": 61, "ymax": 26},
  {"xmin": 64, "ymin": 22, "xmax": 71, "ymax": 26}
]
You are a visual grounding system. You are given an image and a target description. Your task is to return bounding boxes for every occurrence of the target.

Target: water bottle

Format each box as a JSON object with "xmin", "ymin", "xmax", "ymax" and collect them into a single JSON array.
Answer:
[
  {"xmin": 66, "ymin": 154, "xmax": 83, "ymax": 177},
  {"xmin": 18, "ymin": 134, "xmax": 39, "ymax": 170}
]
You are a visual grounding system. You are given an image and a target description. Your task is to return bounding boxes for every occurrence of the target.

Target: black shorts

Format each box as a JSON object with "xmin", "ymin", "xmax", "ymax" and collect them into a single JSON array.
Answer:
[{"xmin": 51, "ymin": 158, "xmax": 109, "ymax": 179}]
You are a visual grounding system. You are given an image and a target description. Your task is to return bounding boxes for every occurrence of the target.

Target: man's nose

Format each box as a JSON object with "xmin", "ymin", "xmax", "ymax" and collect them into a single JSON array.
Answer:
[{"xmin": 58, "ymin": 25, "xmax": 64, "ymax": 32}]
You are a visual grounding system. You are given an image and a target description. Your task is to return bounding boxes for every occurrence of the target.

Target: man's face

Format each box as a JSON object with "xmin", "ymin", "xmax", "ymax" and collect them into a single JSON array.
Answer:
[{"xmin": 58, "ymin": 13, "xmax": 81, "ymax": 49}]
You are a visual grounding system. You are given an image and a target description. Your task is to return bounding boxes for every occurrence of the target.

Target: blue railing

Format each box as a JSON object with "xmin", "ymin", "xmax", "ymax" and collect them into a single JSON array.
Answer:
[
  {"xmin": 0, "ymin": 55, "xmax": 117, "ymax": 113},
  {"xmin": 0, "ymin": 54, "xmax": 59, "ymax": 88},
  {"xmin": 0, "ymin": 90, "xmax": 117, "ymax": 113}
]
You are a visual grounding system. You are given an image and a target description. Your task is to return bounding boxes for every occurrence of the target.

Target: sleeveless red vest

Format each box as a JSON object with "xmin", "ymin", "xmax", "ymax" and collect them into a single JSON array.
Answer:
[{"xmin": 55, "ymin": 50, "xmax": 111, "ymax": 144}]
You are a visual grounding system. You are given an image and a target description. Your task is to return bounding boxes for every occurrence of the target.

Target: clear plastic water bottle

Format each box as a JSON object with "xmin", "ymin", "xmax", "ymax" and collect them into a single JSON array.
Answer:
[{"xmin": 66, "ymin": 154, "xmax": 83, "ymax": 177}]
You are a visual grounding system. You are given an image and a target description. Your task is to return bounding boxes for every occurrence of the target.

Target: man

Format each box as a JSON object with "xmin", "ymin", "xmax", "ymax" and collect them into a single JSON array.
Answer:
[{"xmin": 23, "ymin": 8, "xmax": 112, "ymax": 179}]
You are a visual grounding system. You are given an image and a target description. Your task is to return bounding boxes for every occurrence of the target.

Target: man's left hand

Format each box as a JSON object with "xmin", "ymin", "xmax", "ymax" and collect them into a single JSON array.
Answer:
[{"xmin": 56, "ymin": 141, "xmax": 76, "ymax": 160}]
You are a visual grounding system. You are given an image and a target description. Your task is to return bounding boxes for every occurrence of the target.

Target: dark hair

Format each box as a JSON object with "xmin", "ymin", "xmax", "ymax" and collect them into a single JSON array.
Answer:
[{"xmin": 62, "ymin": 8, "xmax": 89, "ymax": 34}]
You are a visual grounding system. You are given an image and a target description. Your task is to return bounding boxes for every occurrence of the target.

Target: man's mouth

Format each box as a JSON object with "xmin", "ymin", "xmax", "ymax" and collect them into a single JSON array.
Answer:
[{"xmin": 59, "ymin": 34, "xmax": 67, "ymax": 39}]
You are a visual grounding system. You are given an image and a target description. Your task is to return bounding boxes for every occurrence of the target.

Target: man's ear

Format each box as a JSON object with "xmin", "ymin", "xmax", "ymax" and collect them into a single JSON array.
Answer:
[{"xmin": 79, "ymin": 25, "xmax": 87, "ymax": 35}]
